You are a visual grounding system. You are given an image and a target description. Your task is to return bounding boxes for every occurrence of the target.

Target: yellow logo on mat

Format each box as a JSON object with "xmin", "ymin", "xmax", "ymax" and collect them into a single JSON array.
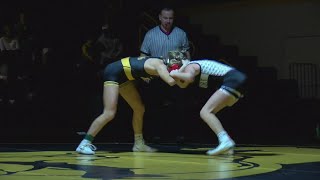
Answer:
[{"xmin": 0, "ymin": 147, "xmax": 319, "ymax": 179}]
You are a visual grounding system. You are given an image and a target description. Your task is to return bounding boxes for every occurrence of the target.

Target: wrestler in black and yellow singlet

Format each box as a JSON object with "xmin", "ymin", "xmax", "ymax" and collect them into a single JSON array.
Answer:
[{"xmin": 103, "ymin": 57, "xmax": 157, "ymax": 86}]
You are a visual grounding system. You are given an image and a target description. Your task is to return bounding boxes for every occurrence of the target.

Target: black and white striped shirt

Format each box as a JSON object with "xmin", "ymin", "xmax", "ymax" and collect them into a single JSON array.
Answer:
[
  {"xmin": 189, "ymin": 60, "xmax": 234, "ymax": 76},
  {"xmin": 140, "ymin": 26, "xmax": 189, "ymax": 57}
]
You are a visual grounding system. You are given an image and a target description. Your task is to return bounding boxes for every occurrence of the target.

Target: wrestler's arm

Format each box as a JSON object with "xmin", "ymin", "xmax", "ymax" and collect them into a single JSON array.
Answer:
[
  {"xmin": 170, "ymin": 66, "xmax": 195, "ymax": 82},
  {"xmin": 178, "ymin": 59, "xmax": 190, "ymax": 72},
  {"xmin": 174, "ymin": 78, "xmax": 189, "ymax": 88},
  {"xmin": 156, "ymin": 63, "xmax": 176, "ymax": 86},
  {"xmin": 170, "ymin": 66, "xmax": 196, "ymax": 88}
]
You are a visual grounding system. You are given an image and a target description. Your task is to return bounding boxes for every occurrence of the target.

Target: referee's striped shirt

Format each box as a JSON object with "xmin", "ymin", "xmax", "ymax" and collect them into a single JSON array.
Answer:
[{"xmin": 140, "ymin": 26, "xmax": 190, "ymax": 57}]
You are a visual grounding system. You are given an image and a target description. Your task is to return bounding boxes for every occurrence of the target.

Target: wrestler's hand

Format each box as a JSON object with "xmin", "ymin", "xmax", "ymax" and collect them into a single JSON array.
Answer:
[{"xmin": 169, "ymin": 69, "xmax": 179, "ymax": 77}]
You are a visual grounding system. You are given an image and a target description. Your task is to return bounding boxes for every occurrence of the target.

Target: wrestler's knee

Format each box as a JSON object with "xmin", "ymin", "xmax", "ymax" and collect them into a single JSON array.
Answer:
[
  {"xmin": 100, "ymin": 109, "xmax": 117, "ymax": 123},
  {"xmin": 199, "ymin": 108, "xmax": 214, "ymax": 122}
]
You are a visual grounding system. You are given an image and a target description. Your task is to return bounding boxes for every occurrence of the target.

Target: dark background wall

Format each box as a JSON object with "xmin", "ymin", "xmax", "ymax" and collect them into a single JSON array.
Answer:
[
  {"xmin": 180, "ymin": 0, "xmax": 320, "ymax": 82},
  {"xmin": 0, "ymin": 0, "xmax": 319, "ymax": 146}
]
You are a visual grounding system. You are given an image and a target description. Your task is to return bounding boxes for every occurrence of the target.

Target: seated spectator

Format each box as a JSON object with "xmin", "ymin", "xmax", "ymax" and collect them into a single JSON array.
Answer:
[
  {"xmin": 89, "ymin": 24, "xmax": 123, "ymax": 69},
  {"xmin": 0, "ymin": 24, "xmax": 20, "ymax": 104},
  {"xmin": 0, "ymin": 24, "xmax": 20, "ymax": 52}
]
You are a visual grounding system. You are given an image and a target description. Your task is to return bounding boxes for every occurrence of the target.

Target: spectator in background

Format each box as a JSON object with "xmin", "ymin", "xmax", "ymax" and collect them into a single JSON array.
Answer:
[
  {"xmin": 78, "ymin": 35, "xmax": 101, "ymax": 111},
  {"xmin": 0, "ymin": 24, "xmax": 19, "ymax": 51},
  {"xmin": 79, "ymin": 35, "xmax": 97, "ymax": 76},
  {"xmin": 0, "ymin": 24, "xmax": 20, "ymax": 104},
  {"xmin": 81, "ymin": 37, "xmax": 94, "ymax": 63},
  {"xmin": 89, "ymin": 24, "xmax": 123, "ymax": 71},
  {"xmin": 14, "ymin": 11, "xmax": 29, "ymax": 49},
  {"xmin": 14, "ymin": 10, "xmax": 34, "ymax": 78}
]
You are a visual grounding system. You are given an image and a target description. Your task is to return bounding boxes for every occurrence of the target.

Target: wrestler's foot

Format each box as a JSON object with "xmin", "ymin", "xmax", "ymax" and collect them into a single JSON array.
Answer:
[
  {"xmin": 76, "ymin": 140, "xmax": 97, "ymax": 155},
  {"xmin": 206, "ymin": 139, "xmax": 235, "ymax": 156},
  {"xmin": 132, "ymin": 141, "xmax": 157, "ymax": 152}
]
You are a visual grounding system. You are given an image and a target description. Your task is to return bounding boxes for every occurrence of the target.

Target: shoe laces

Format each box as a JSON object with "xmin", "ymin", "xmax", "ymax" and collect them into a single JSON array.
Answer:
[
  {"xmin": 83, "ymin": 143, "xmax": 97, "ymax": 151},
  {"xmin": 135, "ymin": 139, "xmax": 145, "ymax": 146}
]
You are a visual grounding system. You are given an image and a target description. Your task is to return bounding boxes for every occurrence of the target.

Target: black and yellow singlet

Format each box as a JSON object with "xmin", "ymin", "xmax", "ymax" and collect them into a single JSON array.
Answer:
[{"xmin": 103, "ymin": 57, "xmax": 157, "ymax": 86}]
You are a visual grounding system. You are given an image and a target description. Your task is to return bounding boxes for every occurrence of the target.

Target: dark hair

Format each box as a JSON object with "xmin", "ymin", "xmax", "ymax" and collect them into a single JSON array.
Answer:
[{"xmin": 159, "ymin": 6, "xmax": 175, "ymax": 15}]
